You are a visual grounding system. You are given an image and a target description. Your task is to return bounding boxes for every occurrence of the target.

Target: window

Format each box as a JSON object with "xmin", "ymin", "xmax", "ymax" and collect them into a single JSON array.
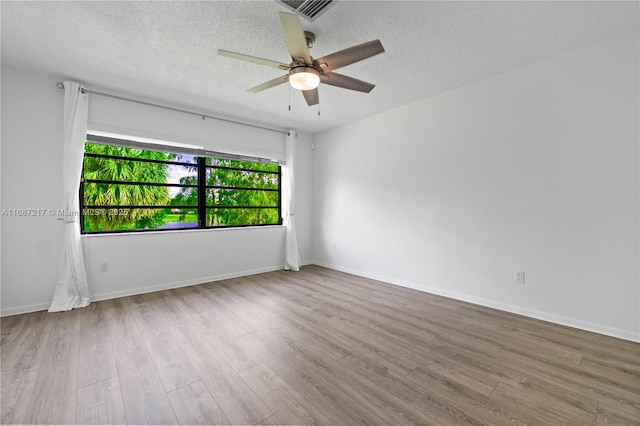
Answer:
[{"xmin": 81, "ymin": 136, "xmax": 281, "ymax": 233}]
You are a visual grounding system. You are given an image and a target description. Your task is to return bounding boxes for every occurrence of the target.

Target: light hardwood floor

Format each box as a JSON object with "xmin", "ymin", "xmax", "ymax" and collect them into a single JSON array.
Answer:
[{"xmin": 2, "ymin": 265, "xmax": 639, "ymax": 425}]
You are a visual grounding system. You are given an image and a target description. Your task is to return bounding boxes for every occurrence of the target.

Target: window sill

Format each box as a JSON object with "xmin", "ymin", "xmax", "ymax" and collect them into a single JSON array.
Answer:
[{"xmin": 81, "ymin": 224, "xmax": 285, "ymax": 238}]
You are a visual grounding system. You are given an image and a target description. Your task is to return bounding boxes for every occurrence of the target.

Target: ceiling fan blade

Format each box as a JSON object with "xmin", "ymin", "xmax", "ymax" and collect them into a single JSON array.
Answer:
[
  {"xmin": 321, "ymin": 72, "xmax": 375, "ymax": 93},
  {"xmin": 313, "ymin": 40, "xmax": 385, "ymax": 73},
  {"xmin": 218, "ymin": 49, "xmax": 290, "ymax": 70},
  {"xmin": 302, "ymin": 88, "xmax": 319, "ymax": 106},
  {"xmin": 279, "ymin": 12, "xmax": 311, "ymax": 65},
  {"xmin": 248, "ymin": 75, "xmax": 289, "ymax": 93}
]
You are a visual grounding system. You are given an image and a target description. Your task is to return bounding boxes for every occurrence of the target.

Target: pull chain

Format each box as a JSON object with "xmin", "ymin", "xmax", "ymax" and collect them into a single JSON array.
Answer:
[{"xmin": 288, "ymin": 84, "xmax": 291, "ymax": 111}]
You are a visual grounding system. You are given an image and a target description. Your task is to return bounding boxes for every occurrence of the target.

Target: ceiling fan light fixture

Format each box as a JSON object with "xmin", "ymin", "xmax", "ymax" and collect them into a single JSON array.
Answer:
[{"xmin": 289, "ymin": 67, "xmax": 320, "ymax": 91}]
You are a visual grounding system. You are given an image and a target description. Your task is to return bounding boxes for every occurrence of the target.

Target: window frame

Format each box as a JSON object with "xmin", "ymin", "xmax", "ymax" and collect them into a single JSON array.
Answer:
[{"xmin": 80, "ymin": 136, "xmax": 282, "ymax": 234}]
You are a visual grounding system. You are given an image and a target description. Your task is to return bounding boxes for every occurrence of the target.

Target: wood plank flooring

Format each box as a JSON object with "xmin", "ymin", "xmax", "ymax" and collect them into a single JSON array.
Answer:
[{"xmin": 1, "ymin": 265, "xmax": 639, "ymax": 425}]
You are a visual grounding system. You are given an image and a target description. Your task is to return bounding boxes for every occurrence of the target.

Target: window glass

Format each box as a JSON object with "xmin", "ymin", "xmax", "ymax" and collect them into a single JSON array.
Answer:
[{"xmin": 81, "ymin": 139, "xmax": 281, "ymax": 233}]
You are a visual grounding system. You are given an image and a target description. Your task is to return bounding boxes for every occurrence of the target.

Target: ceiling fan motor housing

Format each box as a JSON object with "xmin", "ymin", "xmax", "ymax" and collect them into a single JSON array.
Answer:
[{"xmin": 304, "ymin": 31, "xmax": 316, "ymax": 48}]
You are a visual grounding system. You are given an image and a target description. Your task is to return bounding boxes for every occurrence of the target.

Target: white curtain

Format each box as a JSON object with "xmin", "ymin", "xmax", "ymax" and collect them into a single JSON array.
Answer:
[
  {"xmin": 49, "ymin": 81, "xmax": 91, "ymax": 312},
  {"xmin": 283, "ymin": 130, "xmax": 301, "ymax": 271}
]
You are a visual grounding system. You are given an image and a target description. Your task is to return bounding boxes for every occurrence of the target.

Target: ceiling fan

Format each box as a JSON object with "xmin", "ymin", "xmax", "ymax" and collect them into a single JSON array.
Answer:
[{"xmin": 218, "ymin": 11, "xmax": 385, "ymax": 107}]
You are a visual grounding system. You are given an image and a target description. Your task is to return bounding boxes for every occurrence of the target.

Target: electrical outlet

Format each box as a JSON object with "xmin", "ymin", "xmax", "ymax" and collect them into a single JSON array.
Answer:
[
  {"xmin": 100, "ymin": 262, "xmax": 109, "ymax": 273},
  {"xmin": 515, "ymin": 270, "xmax": 525, "ymax": 284}
]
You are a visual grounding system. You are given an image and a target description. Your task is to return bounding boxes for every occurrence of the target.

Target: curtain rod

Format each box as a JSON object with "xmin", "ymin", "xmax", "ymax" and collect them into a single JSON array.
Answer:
[{"xmin": 56, "ymin": 82, "xmax": 287, "ymax": 135}]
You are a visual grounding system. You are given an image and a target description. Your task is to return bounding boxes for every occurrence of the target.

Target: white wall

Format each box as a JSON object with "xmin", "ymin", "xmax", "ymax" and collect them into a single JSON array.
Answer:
[
  {"xmin": 0, "ymin": 66, "xmax": 313, "ymax": 315},
  {"xmin": 312, "ymin": 31, "xmax": 640, "ymax": 342},
  {"xmin": 1, "ymin": 67, "xmax": 65, "ymax": 314}
]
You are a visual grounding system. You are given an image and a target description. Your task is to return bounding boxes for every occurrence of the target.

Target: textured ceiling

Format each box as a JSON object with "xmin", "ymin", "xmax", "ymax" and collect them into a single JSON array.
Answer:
[{"xmin": 2, "ymin": 1, "xmax": 638, "ymax": 134}]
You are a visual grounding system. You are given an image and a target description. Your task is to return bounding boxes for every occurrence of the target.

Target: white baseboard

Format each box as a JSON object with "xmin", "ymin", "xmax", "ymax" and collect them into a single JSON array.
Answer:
[
  {"xmin": 5, "ymin": 260, "xmax": 638, "ymax": 344},
  {"xmin": 0, "ymin": 301, "xmax": 52, "ymax": 317},
  {"xmin": 312, "ymin": 261, "xmax": 640, "ymax": 344},
  {"xmin": 0, "ymin": 264, "xmax": 286, "ymax": 317},
  {"xmin": 90, "ymin": 264, "xmax": 286, "ymax": 303}
]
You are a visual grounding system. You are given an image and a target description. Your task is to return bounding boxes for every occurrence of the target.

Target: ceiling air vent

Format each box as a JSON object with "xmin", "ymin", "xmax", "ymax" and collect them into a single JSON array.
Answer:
[{"xmin": 277, "ymin": 0, "xmax": 335, "ymax": 22}]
